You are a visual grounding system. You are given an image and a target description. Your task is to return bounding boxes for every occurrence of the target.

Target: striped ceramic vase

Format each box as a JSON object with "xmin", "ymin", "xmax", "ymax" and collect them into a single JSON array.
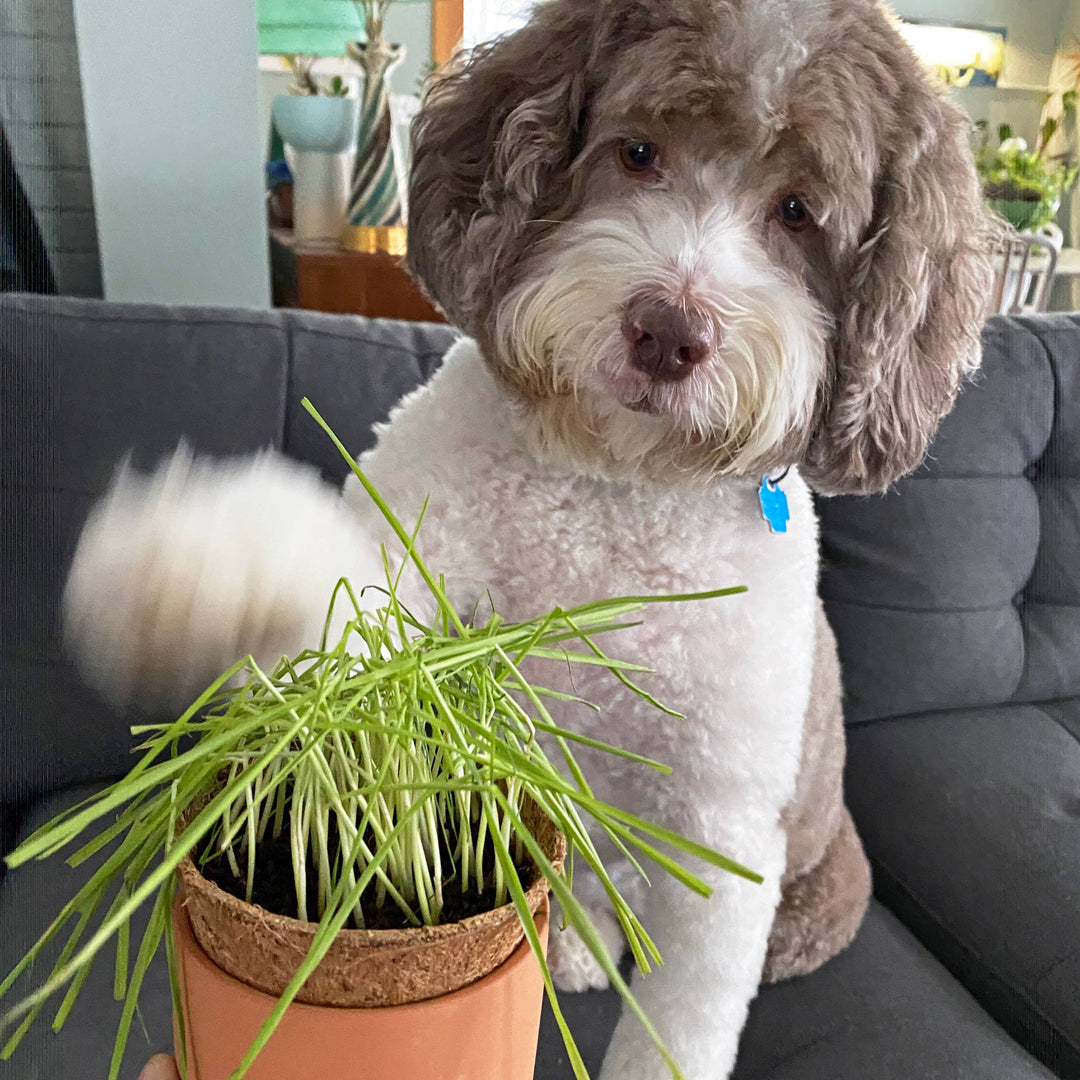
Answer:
[{"xmin": 344, "ymin": 39, "xmax": 405, "ymax": 234}]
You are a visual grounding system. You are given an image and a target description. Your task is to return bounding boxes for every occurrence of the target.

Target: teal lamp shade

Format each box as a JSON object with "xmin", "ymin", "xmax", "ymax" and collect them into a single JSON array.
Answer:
[
  {"xmin": 257, "ymin": 0, "xmax": 364, "ymax": 56},
  {"xmin": 257, "ymin": 0, "xmax": 430, "ymax": 56}
]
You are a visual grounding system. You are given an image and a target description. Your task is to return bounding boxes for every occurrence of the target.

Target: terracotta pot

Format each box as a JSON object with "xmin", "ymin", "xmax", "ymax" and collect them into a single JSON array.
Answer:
[
  {"xmin": 175, "ymin": 801, "xmax": 564, "ymax": 1006},
  {"xmin": 171, "ymin": 800, "xmax": 565, "ymax": 1078},
  {"xmin": 172, "ymin": 896, "xmax": 550, "ymax": 1080}
]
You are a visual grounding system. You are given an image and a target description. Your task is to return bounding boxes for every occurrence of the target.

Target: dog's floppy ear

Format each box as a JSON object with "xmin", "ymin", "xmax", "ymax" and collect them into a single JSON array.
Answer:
[
  {"xmin": 406, "ymin": 2, "xmax": 595, "ymax": 333},
  {"xmin": 802, "ymin": 55, "xmax": 997, "ymax": 496}
]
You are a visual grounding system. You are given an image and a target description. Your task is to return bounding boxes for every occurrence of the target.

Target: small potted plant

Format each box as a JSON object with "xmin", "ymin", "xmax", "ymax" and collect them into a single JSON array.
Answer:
[
  {"xmin": 271, "ymin": 56, "xmax": 360, "ymax": 242},
  {"xmin": 975, "ymin": 106, "xmax": 1078, "ymax": 233},
  {"xmin": 273, "ymin": 54, "xmax": 355, "ymax": 145},
  {"xmin": 0, "ymin": 402, "xmax": 755, "ymax": 1080}
]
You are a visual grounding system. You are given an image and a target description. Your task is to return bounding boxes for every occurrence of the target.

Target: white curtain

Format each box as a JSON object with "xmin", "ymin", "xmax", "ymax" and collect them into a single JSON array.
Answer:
[{"xmin": 462, "ymin": 0, "xmax": 535, "ymax": 46}]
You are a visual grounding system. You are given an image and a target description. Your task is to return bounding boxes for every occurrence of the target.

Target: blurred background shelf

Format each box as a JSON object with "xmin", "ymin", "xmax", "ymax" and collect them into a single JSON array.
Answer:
[{"xmin": 270, "ymin": 229, "xmax": 444, "ymax": 322}]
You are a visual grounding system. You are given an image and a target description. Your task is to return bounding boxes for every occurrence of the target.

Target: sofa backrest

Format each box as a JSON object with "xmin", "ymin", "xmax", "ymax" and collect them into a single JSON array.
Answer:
[
  {"xmin": 817, "ymin": 315, "xmax": 1080, "ymax": 723},
  {"xmin": 2, "ymin": 293, "xmax": 1076, "ymax": 806},
  {"xmin": 0, "ymin": 294, "xmax": 454, "ymax": 805}
]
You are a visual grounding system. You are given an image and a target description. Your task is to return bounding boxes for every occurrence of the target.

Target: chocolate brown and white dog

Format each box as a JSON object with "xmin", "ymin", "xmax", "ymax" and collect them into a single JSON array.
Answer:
[{"xmin": 65, "ymin": 2, "xmax": 996, "ymax": 1076}]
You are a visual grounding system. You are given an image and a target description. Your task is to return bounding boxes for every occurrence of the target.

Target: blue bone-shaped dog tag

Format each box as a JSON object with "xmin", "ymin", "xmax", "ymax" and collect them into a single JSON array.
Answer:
[{"xmin": 759, "ymin": 476, "xmax": 789, "ymax": 534}]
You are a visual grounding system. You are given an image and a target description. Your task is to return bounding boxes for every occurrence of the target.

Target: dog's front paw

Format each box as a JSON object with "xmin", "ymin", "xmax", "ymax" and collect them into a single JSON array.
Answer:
[
  {"xmin": 599, "ymin": 1017, "xmax": 685, "ymax": 1080},
  {"xmin": 548, "ymin": 903, "xmax": 626, "ymax": 993},
  {"xmin": 63, "ymin": 447, "xmax": 372, "ymax": 709},
  {"xmin": 600, "ymin": 1014, "xmax": 741, "ymax": 1080}
]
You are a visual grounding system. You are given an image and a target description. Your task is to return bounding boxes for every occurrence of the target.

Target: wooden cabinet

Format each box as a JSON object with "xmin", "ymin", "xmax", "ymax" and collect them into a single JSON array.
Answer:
[{"xmin": 272, "ymin": 232, "xmax": 446, "ymax": 323}]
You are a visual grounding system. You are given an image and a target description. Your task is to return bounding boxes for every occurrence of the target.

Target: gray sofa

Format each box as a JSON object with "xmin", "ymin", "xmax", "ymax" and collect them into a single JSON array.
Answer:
[{"xmin": 1, "ymin": 293, "xmax": 1077, "ymax": 1080}]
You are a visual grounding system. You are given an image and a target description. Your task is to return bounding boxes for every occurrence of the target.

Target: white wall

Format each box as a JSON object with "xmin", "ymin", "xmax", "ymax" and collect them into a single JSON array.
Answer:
[
  {"xmin": 463, "ymin": 0, "xmax": 533, "ymax": 45},
  {"xmin": 893, "ymin": 0, "xmax": 1068, "ymax": 144},
  {"xmin": 72, "ymin": 0, "xmax": 270, "ymax": 308},
  {"xmin": 387, "ymin": 2, "xmax": 434, "ymax": 96},
  {"xmin": 1058, "ymin": 0, "xmax": 1080, "ymax": 41}
]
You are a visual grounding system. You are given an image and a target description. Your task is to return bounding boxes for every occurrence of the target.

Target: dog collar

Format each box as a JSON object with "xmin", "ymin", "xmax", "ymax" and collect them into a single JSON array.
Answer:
[{"xmin": 759, "ymin": 470, "xmax": 790, "ymax": 534}]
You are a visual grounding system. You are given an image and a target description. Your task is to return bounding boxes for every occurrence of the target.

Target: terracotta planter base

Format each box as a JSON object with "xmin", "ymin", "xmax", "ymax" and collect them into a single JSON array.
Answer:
[
  {"xmin": 176, "ymin": 801, "xmax": 564, "ymax": 1007},
  {"xmin": 172, "ymin": 896, "xmax": 549, "ymax": 1080}
]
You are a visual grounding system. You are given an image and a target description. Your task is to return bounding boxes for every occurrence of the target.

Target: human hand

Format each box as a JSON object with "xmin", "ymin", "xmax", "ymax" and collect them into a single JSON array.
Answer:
[{"xmin": 138, "ymin": 1054, "xmax": 180, "ymax": 1080}]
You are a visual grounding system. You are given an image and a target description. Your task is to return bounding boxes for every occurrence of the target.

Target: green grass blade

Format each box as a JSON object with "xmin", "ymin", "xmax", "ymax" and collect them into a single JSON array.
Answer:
[
  {"xmin": 302, "ymin": 397, "xmax": 468, "ymax": 638},
  {"xmin": 592, "ymin": 804, "xmax": 762, "ymax": 884},
  {"xmin": 491, "ymin": 790, "xmax": 688, "ymax": 1080},
  {"xmin": 1, "ymin": 723, "xmax": 307, "ymax": 1028},
  {"xmin": 165, "ymin": 891, "xmax": 189, "ymax": 1080},
  {"xmin": 107, "ymin": 882, "xmax": 170, "ymax": 1080},
  {"xmin": 225, "ymin": 801, "xmax": 429, "ymax": 1079}
]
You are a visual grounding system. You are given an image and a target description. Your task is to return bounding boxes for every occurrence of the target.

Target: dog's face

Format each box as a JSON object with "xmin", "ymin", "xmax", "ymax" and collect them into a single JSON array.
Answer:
[{"xmin": 407, "ymin": 0, "xmax": 997, "ymax": 492}]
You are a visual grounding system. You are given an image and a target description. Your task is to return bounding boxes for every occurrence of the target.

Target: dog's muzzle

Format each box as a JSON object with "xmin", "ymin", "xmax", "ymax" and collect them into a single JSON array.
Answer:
[{"xmin": 622, "ymin": 297, "xmax": 716, "ymax": 383}]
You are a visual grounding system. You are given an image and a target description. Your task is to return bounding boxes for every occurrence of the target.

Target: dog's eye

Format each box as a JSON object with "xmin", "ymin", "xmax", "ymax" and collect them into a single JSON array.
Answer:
[
  {"xmin": 776, "ymin": 195, "xmax": 813, "ymax": 231},
  {"xmin": 619, "ymin": 141, "xmax": 660, "ymax": 174}
]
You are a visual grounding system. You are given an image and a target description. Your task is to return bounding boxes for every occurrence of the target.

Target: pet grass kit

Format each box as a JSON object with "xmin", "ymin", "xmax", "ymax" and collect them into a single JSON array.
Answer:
[{"xmin": 0, "ymin": 401, "xmax": 754, "ymax": 1080}]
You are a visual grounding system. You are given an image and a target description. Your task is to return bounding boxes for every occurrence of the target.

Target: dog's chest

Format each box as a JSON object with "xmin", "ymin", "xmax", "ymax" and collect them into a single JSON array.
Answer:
[
  {"xmin": 353, "ymin": 338, "xmax": 819, "ymax": 640},
  {"xmin": 351, "ymin": 342, "xmax": 819, "ymax": 805},
  {"xmin": 470, "ymin": 471, "xmax": 769, "ymax": 617}
]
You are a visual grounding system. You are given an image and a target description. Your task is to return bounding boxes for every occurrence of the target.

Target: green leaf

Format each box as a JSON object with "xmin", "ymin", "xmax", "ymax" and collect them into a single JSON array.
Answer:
[
  {"xmin": 107, "ymin": 884, "xmax": 170, "ymax": 1080},
  {"xmin": 1040, "ymin": 117, "xmax": 1058, "ymax": 152}
]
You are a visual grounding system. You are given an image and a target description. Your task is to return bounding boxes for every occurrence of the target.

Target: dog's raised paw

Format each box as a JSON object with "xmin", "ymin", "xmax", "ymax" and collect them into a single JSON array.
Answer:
[{"xmin": 63, "ymin": 446, "xmax": 377, "ymax": 710}]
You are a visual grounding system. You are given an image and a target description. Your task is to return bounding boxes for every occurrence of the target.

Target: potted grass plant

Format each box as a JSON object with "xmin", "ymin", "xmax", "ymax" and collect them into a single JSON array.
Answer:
[{"xmin": 0, "ymin": 401, "xmax": 755, "ymax": 1080}]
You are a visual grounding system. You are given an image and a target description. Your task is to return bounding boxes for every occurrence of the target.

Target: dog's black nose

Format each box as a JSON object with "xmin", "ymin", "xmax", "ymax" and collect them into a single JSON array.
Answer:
[{"xmin": 624, "ymin": 299, "xmax": 713, "ymax": 382}]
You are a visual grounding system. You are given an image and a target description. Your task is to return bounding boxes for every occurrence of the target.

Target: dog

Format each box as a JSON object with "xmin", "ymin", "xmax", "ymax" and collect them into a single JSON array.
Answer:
[{"xmin": 64, "ymin": 1, "xmax": 996, "ymax": 1076}]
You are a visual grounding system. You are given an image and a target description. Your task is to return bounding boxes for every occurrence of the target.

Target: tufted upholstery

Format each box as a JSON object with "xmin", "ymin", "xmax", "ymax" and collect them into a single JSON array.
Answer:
[
  {"xmin": 817, "ymin": 316, "xmax": 1075, "ymax": 723},
  {"xmin": 1014, "ymin": 317, "xmax": 1080, "ymax": 703},
  {"xmin": 820, "ymin": 315, "xmax": 1080, "ymax": 1077}
]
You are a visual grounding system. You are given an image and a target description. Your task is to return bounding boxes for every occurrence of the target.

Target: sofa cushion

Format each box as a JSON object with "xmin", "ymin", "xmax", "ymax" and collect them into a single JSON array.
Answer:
[
  {"xmin": 0, "ymin": 785, "xmax": 175, "ymax": 1080},
  {"xmin": 817, "ymin": 316, "xmax": 1062, "ymax": 723},
  {"xmin": 0, "ymin": 296, "xmax": 291, "ymax": 805},
  {"xmin": 0, "ymin": 295, "xmax": 453, "ymax": 807},
  {"xmin": 1, "ymin": 786, "xmax": 1052, "ymax": 1080},
  {"xmin": 0, "ymin": 802, "xmax": 15, "ymax": 888},
  {"xmin": 731, "ymin": 900, "xmax": 1054, "ymax": 1080},
  {"xmin": 283, "ymin": 309, "xmax": 456, "ymax": 485},
  {"xmin": 538, "ymin": 901, "xmax": 1055, "ymax": 1080},
  {"xmin": 845, "ymin": 702, "xmax": 1080, "ymax": 1077},
  {"xmin": 1013, "ymin": 317, "xmax": 1080, "ymax": 703}
]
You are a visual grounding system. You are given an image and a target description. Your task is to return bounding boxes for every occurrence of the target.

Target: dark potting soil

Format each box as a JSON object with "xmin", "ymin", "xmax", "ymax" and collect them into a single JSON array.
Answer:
[{"xmin": 199, "ymin": 826, "xmax": 537, "ymax": 931}]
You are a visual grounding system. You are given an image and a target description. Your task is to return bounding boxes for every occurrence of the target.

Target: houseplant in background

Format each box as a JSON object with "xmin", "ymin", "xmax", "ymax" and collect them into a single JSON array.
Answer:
[
  {"xmin": 271, "ymin": 55, "xmax": 361, "ymax": 243},
  {"xmin": 976, "ymin": 98, "xmax": 1078, "ymax": 234},
  {"xmin": 0, "ymin": 402, "xmax": 755, "ymax": 1080}
]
